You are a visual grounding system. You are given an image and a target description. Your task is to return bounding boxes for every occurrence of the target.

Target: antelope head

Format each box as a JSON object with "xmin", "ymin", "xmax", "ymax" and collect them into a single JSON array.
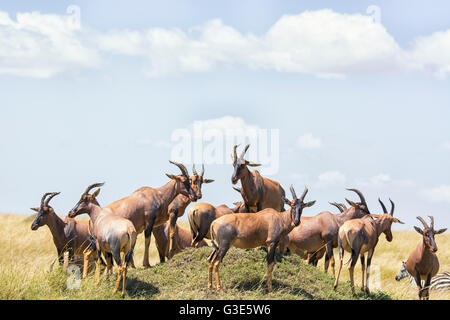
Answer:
[
  {"xmin": 414, "ymin": 216, "xmax": 447, "ymax": 253},
  {"xmin": 283, "ymin": 186, "xmax": 316, "ymax": 227},
  {"xmin": 231, "ymin": 144, "xmax": 261, "ymax": 185},
  {"xmin": 31, "ymin": 192, "xmax": 61, "ymax": 230},
  {"xmin": 372, "ymin": 198, "xmax": 405, "ymax": 242},
  {"xmin": 167, "ymin": 161, "xmax": 197, "ymax": 201},
  {"xmin": 191, "ymin": 164, "xmax": 214, "ymax": 200},
  {"xmin": 68, "ymin": 182, "xmax": 104, "ymax": 218}
]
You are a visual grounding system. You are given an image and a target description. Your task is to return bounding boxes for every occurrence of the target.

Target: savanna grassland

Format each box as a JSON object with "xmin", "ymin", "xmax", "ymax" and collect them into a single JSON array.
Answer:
[{"xmin": 0, "ymin": 213, "xmax": 448, "ymax": 300}]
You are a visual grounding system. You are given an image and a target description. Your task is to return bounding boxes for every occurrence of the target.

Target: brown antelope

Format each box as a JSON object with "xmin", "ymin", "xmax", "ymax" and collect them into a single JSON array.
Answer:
[
  {"xmin": 231, "ymin": 144, "xmax": 286, "ymax": 212},
  {"xmin": 188, "ymin": 200, "xmax": 248, "ymax": 248},
  {"xmin": 405, "ymin": 216, "xmax": 447, "ymax": 300},
  {"xmin": 102, "ymin": 160, "xmax": 197, "ymax": 267},
  {"xmin": 153, "ymin": 222, "xmax": 208, "ymax": 263},
  {"xmin": 31, "ymin": 192, "xmax": 98, "ymax": 271},
  {"xmin": 164, "ymin": 164, "xmax": 214, "ymax": 259},
  {"xmin": 279, "ymin": 189, "xmax": 370, "ymax": 277},
  {"xmin": 208, "ymin": 186, "xmax": 315, "ymax": 293},
  {"xmin": 68, "ymin": 183, "xmax": 137, "ymax": 298},
  {"xmin": 334, "ymin": 198, "xmax": 404, "ymax": 295},
  {"xmin": 282, "ymin": 201, "xmax": 348, "ymax": 266}
]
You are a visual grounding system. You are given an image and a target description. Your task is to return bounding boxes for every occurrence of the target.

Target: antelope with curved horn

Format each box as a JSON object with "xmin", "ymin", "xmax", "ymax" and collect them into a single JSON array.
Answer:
[
  {"xmin": 208, "ymin": 186, "xmax": 315, "ymax": 293},
  {"xmin": 68, "ymin": 183, "xmax": 137, "ymax": 297},
  {"xmin": 334, "ymin": 198, "xmax": 405, "ymax": 295},
  {"xmin": 231, "ymin": 144, "xmax": 286, "ymax": 212},
  {"xmin": 31, "ymin": 192, "xmax": 98, "ymax": 272},
  {"xmin": 279, "ymin": 189, "xmax": 370, "ymax": 277},
  {"xmin": 188, "ymin": 197, "xmax": 248, "ymax": 248},
  {"xmin": 162, "ymin": 164, "xmax": 214, "ymax": 259},
  {"xmin": 102, "ymin": 160, "xmax": 197, "ymax": 267},
  {"xmin": 405, "ymin": 216, "xmax": 447, "ymax": 300},
  {"xmin": 153, "ymin": 222, "xmax": 208, "ymax": 263}
]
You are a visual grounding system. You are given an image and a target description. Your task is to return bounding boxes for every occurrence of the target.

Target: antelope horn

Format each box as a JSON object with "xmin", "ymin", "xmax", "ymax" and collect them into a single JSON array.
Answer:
[
  {"xmin": 330, "ymin": 202, "xmax": 345, "ymax": 213},
  {"xmin": 169, "ymin": 160, "xmax": 189, "ymax": 178},
  {"xmin": 44, "ymin": 192, "xmax": 60, "ymax": 207},
  {"xmin": 200, "ymin": 164, "xmax": 204, "ymax": 177},
  {"xmin": 232, "ymin": 144, "xmax": 240, "ymax": 161},
  {"xmin": 299, "ymin": 186, "xmax": 308, "ymax": 201},
  {"xmin": 417, "ymin": 216, "xmax": 429, "ymax": 229},
  {"xmin": 240, "ymin": 144, "xmax": 250, "ymax": 159},
  {"xmin": 232, "ymin": 187, "xmax": 242, "ymax": 193},
  {"xmin": 290, "ymin": 185, "xmax": 298, "ymax": 200},
  {"xmin": 347, "ymin": 188, "xmax": 370, "ymax": 213},
  {"xmin": 40, "ymin": 192, "xmax": 55, "ymax": 207},
  {"xmin": 390, "ymin": 199, "xmax": 395, "ymax": 216},
  {"xmin": 378, "ymin": 198, "xmax": 388, "ymax": 214},
  {"xmin": 428, "ymin": 216, "xmax": 435, "ymax": 230},
  {"xmin": 192, "ymin": 164, "xmax": 198, "ymax": 176},
  {"xmin": 84, "ymin": 182, "xmax": 105, "ymax": 195}
]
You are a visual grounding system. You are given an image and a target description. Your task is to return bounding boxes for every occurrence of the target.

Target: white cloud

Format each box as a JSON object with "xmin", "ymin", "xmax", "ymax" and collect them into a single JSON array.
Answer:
[
  {"xmin": 0, "ymin": 11, "xmax": 101, "ymax": 78},
  {"xmin": 316, "ymin": 171, "xmax": 346, "ymax": 187},
  {"xmin": 357, "ymin": 173, "xmax": 415, "ymax": 188},
  {"xmin": 1, "ymin": 9, "xmax": 450, "ymax": 79},
  {"xmin": 407, "ymin": 29, "xmax": 450, "ymax": 78},
  {"xmin": 370, "ymin": 173, "xmax": 392, "ymax": 185},
  {"xmin": 422, "ymin": 185, "xmax": 450, "ymax": 203},
  {"xmin": 297, "ymin": 133, "xmax": 322, "ymax": 149}
]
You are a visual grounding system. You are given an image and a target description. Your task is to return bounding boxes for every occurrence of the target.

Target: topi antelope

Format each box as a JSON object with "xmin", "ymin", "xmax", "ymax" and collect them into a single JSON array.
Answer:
[
  {"xmin": 164, "ymin": 164, "xmax": 214, "ymax": 259},
  {"xmin": 405, "ymin": 216, "xmax": 447, "ymax": 300},
  {"xmin": 279, "ymin": 189, "xmax": 370, "ymax": 277},
  {"xmin": 334, "ymin": 198, "xmax": 404, "ymax": 295},
  {"xmin": 31, "ymin": 192, "xmax": 98, "ymax": 271},
  {"xmin": 153, "ymin": 222, "xmax": 208, "ymax": 263},
  {"xmin": 208, "ymin": 186, "xmax": 315, "ymax": 293},
  {"xmin": 68, "ymin": 183, "xmax": 137, "ymax": 297},
  {"xmin": 102, "ymin": 160, "xmax": 197, "ymax": 268},
  {"xmin": 231, "ymin": 144, "xmax": 286, "ymax": 212},
  {"xmin": 188, "ymin": 199, "xmax": 248, "ymax": 248}
]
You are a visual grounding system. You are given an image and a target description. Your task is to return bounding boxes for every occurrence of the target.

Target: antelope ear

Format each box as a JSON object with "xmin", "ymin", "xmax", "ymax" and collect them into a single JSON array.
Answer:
[
  {"xmin": 345, "ymin": 198, "xmax": 358, "ymax": 208},
  {"xmin": 435, "ymin": 228, "xmax": 448, "ymax": 235},
  {"xmin": 203, "ymin": 179, "xmax": 215, "ymax": 184},
  {"xmin": 414, "ymin": 226, "xmax": 423, "ymax": 235},
  {"xmin": 304, "ymin": 200, "xmax": 316, "ymax": 208},
  {"xmin": 245, "ymin": 161, "xmax": 261, "ymax": 167},
  {"xmin": 30, "ymin": 207, "xmax": 39, "ymax": 212},
  {"xmin": 166, "ymin": 174, "xmax": 177, "ymax": 180},
  {"xmin": 393, "ymin": 218, "xmax": 405, "ymax": 225},
  {"xmin": 91, "ymin": 188, "xmax": 101, "ymax": 199},
  {"xmin": 283, "ymin": 197, "xmax": 291, "ymax": 205}
]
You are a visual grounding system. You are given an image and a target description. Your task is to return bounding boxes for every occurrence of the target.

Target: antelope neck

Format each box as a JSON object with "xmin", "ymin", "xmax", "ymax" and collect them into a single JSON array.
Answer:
[
  {"xmin": 239, "ymin": 167, "xmax": 257, "ymax": 204},
  {"xmin": 46, "ymin": 212, "xmax": 68, "ymax": 250},
  {"xmin": 157, "ymin": 179, "xmax": 181, "ymax": 207}
]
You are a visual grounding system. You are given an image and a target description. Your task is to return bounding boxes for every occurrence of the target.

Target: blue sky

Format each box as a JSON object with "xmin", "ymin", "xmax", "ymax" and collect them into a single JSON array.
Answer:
[{"xmin": 1, "ymin": 1, "xmax": 449, "ymax": 231}]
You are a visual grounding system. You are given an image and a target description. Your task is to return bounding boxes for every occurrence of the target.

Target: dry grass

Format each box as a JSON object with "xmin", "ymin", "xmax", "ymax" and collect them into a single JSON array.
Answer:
[{"xmin": 0, "ymin": 213, "xmax": 448, "ymax": 300}]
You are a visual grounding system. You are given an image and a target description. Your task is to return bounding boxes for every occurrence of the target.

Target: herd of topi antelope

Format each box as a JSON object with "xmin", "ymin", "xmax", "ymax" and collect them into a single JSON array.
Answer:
[{"xmin": 30, "ymin": 145, "xmax": 448, "ymax": 299}]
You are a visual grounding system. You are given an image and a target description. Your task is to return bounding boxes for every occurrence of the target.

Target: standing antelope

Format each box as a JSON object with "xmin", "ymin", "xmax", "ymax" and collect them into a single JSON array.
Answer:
[
  {"xmin": 405, "ymin": 216, "xmax": 447, "ymax": 300},
  {"xmin": 153, "ymin": 222, "xmax": 208, "ymax": 263},
  {"xmin": 231, "ymin": 144, "xmax": 286, "ymax": 212},
  {"xmin": 31, "ymin": 192, "xmax": 98, "ymax": 271},
  {"xmin": 188, "ymin": 200, "xmax": 248, "ymax": 248},
  {"xmin": 208, "ymin": 186, "xmax": 315, "ymax": 293},
  {"xmin": 280, "ymin": 189, "xmax": 370, "ymax": 277},
  {"xmin": 334, "ymin": 198, "xmax": 404, "ymax": 295},
  {"xmin": 102, "ymin": 161, "xmax": 197, "ymax": 267},
  {"xmin": 68, "ymin": 183, "xmax": 137, "ymax": 298},
  {"xmin": 163, "ymin": 164, "xmax": 214, "ymax": 259}
]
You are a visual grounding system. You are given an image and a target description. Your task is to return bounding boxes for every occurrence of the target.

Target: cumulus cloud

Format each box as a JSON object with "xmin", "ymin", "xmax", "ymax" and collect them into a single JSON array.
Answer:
[
  {"xmin": 422, "ymin": 185, "xmax": 450, "ymax": 203},
  {"xmin": 296, "ymin": 133, "xmax": 322, "ymax": 149},
  {"xmin": 1, "ymin": 8, "xmax": 450, "ymax": 78},
  {"xmin": 316, "ymin": 171, "xmax": 347, "ymax": 187},
  {"xmin": 0, "ymin": 11, "xmax": 101, "ymax": 78}
]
